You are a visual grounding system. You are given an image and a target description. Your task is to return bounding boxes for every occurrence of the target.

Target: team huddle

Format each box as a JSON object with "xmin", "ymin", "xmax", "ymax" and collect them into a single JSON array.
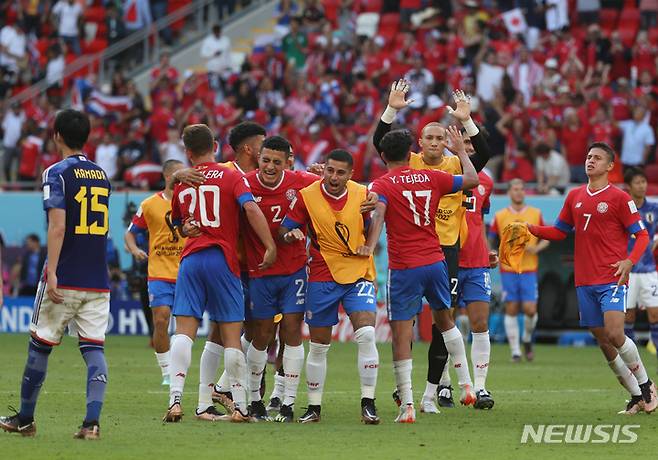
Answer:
[{"xmin": 1, "ymin": 80, "xmax": 657, "ymax": 439}]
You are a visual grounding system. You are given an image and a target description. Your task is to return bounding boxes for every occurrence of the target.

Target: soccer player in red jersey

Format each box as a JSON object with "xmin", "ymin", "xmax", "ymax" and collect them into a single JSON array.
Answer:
[
  {"xmin": 528, "ymin": 142, "xmax": 658, "ymax": 414},
  {"xmin": 242, "ymin": 136, "xmax": 319, "ymax": 422},
  {"xmin": 163, "ymin": 124, "xmax": 276, "ymax": 423},
  {"xmin": 362, "ymin": 126, "xmax": 480, "ymax": 423}
]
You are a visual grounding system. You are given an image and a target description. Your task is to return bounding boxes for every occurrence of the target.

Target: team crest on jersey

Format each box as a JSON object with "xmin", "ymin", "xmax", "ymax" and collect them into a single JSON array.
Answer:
[
  {"xmin": 286, "ymin": 189, "xmax": 297, "ymax": 201},
  {"xmin": 477, "ymin": 185, "xmax": 485, "ymax": 195},
  {"xmin": 597, "ymin": 202, "xmax": 608, "ymax": 214}
]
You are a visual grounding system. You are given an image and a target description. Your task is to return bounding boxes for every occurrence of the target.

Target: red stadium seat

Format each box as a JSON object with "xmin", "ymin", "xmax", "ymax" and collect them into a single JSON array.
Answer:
[
  {"xmin": 378, "ymin": 12, "xmax": 400, "ymax": 43},
  {"xmin": 82, "ymin": 38, "xmax": 108, "ymax": 55},
  {"xmin": 84, "ymin": 6, "xmax": 106, "ymax": 23},
  {"xmin": 619, "ymin": 25, "xmax": 638, "ymax": 47},
  {"xmin": 619, "ymin": 8, "xmax": 641, "ymax": 27},
  {"xmin": 648, "ymin": 27, "xmax": 658, "ymax": 44},
  {"xmin": 645, "ymin": 164, "xmax": 658, "ymax": 184},
  {"xmin": 322, "ymin": 0, "xmax": 341, "ymax": 25},
  {"xmin": 358, "ymin": 0, "xmax": 382, "ymax": 13},
  {"xmin": 599, "ymin": 9, "xmax": 619, "ymax": 34}
]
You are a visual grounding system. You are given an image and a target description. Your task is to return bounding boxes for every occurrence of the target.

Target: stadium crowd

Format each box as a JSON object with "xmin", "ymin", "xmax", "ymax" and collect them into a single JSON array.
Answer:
[{"xmin": 1, "ymin": 0, "xmax": 658, "ymax": 193}]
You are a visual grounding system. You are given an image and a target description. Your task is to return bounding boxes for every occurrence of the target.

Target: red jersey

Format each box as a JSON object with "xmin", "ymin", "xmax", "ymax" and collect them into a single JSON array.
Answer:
[
  {"xmin": 171, "ymin": 162, "xmax": 253, "ymax": 276},
  {"xmin": 459, "ymin": 171, "xmax": 493, "ymax": 268},
  {"xmin": 282, "ymin": 183, "xmax": 368, "ymax": 281},
  {"xmin": 18, "ymin": 135, "xmax": 43, "ymax": 179},
  {"xmin": 555, "ymin": 184, "xmax": 645, "ymax": 286},
  {"xmin": 369, "ymin": 166, "xmax": 461, "ymax": 270},
  {"xmin": 244, "ymin": 169, "xmax": 318, "ymax": 277}
]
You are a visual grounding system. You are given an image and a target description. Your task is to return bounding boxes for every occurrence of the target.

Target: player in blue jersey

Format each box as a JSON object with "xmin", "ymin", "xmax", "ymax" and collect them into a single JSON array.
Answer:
[
  {"xmin": 0, "ymin": 110, "xmax": 111, "ymax": 439},
  {"xmin": 624, "ymin": 167, "xmax": 658, "ymax": 367}
]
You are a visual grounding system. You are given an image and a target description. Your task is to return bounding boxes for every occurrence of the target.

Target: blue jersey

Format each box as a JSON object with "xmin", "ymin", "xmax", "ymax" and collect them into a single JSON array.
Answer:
[
  {"xmin": 629, "ymin": 199, "xmax": 658, "ymax": 273},
  {"xmin": 42, "ymin": 154, "xmax": 111, "ymax": 291}
]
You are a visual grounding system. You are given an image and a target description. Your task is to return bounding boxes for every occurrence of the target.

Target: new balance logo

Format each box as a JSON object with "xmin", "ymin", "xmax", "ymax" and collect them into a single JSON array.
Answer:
[
  {"xmin": 176, "ymin": 372, "xmax": 186, "ymax": 378},
  {"xmin": 476, "ymin": 363, "xmax": 489, "ymax": 369},
  {"xmin": 307, "ymin": 382, "xmax": 320, "ymax": 388},
  {"xmin": 454, "ymin": 363, "xmax": 462, "ymax": 368},
  {"xmin": 285, "ymin": 373, "xmax": 300, "ymax": 378}
]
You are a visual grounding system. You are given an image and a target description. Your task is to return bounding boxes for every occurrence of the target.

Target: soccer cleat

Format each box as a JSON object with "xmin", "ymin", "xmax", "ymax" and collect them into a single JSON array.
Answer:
[
  {"xmin": 211, "ymin": 386, "xmax": 235, "ymax": 414},
  {"xmin": 163, "ymin": 398, "xmax": 183, "ymax": 423},
  {"xmin": 266, "ymin": 396, "xmax": 282, "ymax": 414},
  {"xmin": 230, "ymin": 409, "xmax": 251, "ymax": 423},
  {"xmin": 0, "ymin": 408, "xmax": 36, "ymax": 437},
  {"xmin": 161, "ymin": 374, "xmax": 171, "ymax": 386},
  {"xmin": 437, "ymin": 385, "xmax": 455, "ymax": 408},
  {"xmin": 459, "ymin": 384, "xmax": 476, "ymax": 406},
  {"xmin": 273, "ymin": 404, "xmax": 294, "ymax": 423},
  {"xmin": 473, "ymin": 389, "xmax": 495, "ymax": 410},
  {"xmin": 394, "ymin": 403, "xmax": 416, "ymax": 423},
  {"xmin": 420, "ymin": 397, "xmax": 440, "ymax": 414},
  {"xmin": 511, "ymin": 355, "xmax": 522, "ymax": 363},
  {"xmin": 248, "ymin": 400, "xmax": 270, "ymax": 422},
  {"xmin": 639, "ymin": 380, "xmax": 658, "ymax": 413},
  {"xmin": 298, "ymin": 405, "xmax": 321, "ymax": 423},
  {"xmin": 361, "ymin": 398, "xmax": 380, "ymax": 425},
  {"xmin": 618, "ymin": 395, "xmax": 644, "ymax": 415},
  {"xmin": 392, "ymin": 389, "xmax": 402, "ymax": 407},
  {"xmin": 523, "ymin": 342, "xmax": 534, "ymax": 362},
  {"xmin": 195, "ymin": 406, "xmax": 228, "ymax": 421},
  {"xmin": 73, "ymin": 422, "xmax": 100, "ymax": 440}
]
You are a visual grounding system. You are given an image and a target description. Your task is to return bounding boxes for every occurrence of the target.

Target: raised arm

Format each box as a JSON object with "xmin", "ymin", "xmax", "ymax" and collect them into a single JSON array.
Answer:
[
  {"xmin": 373, "ymin": 80, "xmax": 415, "ymax": 156},
  {"xmin": 446, "ymin": 126, "xmax": 479, "ymax": 190},
  {"xmin": 447, "ymin": 89, "xmax": 491, "ymax": 172}
]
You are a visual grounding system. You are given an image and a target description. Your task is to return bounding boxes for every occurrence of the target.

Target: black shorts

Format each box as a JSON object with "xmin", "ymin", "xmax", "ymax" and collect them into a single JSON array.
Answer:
[{"xmin": 441, "ymin": 241, "xmax": 460, "ymax": 308}]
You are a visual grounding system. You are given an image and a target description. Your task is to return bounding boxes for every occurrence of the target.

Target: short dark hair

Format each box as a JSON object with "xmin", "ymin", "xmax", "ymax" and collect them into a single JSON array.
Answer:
[
  {"xmin": 380, "ymin": 129, "xmax": 413, "ymax": 163},
  {"xmin": 182, "ymin": 124, "xmax": 214, "ymax": 157},
  {"xmin": 26, "ymin": 233, "xmax": 40, "ymax": 244},
  {"xmin": 162, "ymin": 159, "xmax": 183, "ymax": 176},
  {"xmin": 261, "ymin": 135, "xmax": 291, "ymax": 155},
  {"xmin": 588, "ymin": 141, "xmax": 615, "ymax": 163},
  {"xmin": 54, "ymin": 109, "xmax": 90, "ymax": 150},
  {"xmin": 535, "ymin": 143, "xmax": 551, "ymax": 155},
  {"xmin": 326, "ymin": 149, "xmax": 353, "ymax": 168},
  {"xmin": 624, "ymin": 166, "xmax": 647, "ymax": 185},
  {"xmin": 228, "ymin": 121, "xmax": 266, "ymax": 151}
]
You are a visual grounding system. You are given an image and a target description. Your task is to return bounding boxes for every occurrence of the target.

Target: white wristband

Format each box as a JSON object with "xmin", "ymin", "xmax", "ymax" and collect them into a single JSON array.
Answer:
[
  {"xmin": 380, "ymin": 105, "xmax": 397, "ymax": 124},
  {"xmin": 462, "ymin": 117, "xmax": 479, "ymax": 137}
]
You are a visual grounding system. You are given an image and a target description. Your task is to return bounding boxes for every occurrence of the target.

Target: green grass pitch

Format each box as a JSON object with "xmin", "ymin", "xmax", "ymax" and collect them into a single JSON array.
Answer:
[{"xmin": 1, "ymin": 334, "xmax": 657, "ymax": 459}]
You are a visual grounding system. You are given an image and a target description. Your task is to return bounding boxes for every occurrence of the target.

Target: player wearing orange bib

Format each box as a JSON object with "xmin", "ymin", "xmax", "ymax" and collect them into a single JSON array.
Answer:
[
  {"xmin": 489, "ymin": 179, "xmax": 549, "ymax": 362},
  {"xmin": 125, "ymin": 159, "xmax": 185, "ymax": 385}
]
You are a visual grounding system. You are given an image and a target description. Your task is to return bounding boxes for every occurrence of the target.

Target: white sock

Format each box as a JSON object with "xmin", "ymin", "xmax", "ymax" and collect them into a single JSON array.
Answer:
[
  {"xmin": 306, "ymin": 342, "xmax": 330, "ymax": 406},
  {"xmin": 216, "ymin": 370, "xmax": 230, "ymax": 393},
  {"xmin": 198, "ymin": 341, "xmax": 223, "ymax": 411},
  {"xmin": 504, "ymin": 314, "xmax": 521, "ymax": 356},
  {"xmin": 608, "ymin": 354, "xmax": 641, "ymax": 396},
  {"xmin": 155, "ymin": 351, "xmax": 170, "ymax": 377},
  {"xmin": 393, "ymin": 359, "xmax": 413, "ymax": 406},
  {"xmin": 617, "ymin": 337, "xmax": 649, "ymax": 386},
  {"xmin": 224, "ymin": 347, "xmax": 248, "ymax": 414},
  {"xmin": 456, "ymin": 314, "xmax": 471, "ymax": 340},
  {"xmin": 354, "ymin": 326, "xmax": 379, "ymax": 399},
  {"xmin": 439, "ymin": 359, "xmax": 451, "ymax": 387},
  {"xmin": 523, "ymin": 314, "xmax": 538, "ymax": 344},
  {"xmin": 441, "ymin": 327, "xmax": 473, "ymax": 387},
  {"xmin": 246, "ymin": 344, "xmax": 268, "ymax": 402},
  {"xmin": 282, "ymin": 344, "xmax": 304, "ymax": 407},
  {"xmin": 241, "ymin": 335, "xmax": 251, "ymax": 353},
  {"xmin": 270, "ymin": 372, "xmax": 285, "ymax": 402},
  {"xmin": 471, "ymin": 331, "xmax": 490, "ymax": 391},
  {"xmin": 422, "ymin": 382, "xmax": 438, "ymax": 401},
  {"xmin": 169, "ymin": 334, "xmax": 193, "ymax": 405}
]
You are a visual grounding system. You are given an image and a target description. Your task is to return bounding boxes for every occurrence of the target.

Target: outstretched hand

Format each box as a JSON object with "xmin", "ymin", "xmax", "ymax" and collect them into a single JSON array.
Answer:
[
  {"xmin": 446, "ymin": 89, "xmax": 472, "ymax": 122},
  {"xmin": 445, "ymin": 125, "xmax": 466, "ymax": 156},
  {"xmin": 387, "ymin": 80, "xmax": 415, "ymax": 110}
]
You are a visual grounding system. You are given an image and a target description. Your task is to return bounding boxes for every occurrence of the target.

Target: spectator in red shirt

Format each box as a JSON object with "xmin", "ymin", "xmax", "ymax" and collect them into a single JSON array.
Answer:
[{"xmin": 560, "ymin": 108, "xmax": 591, "ymax": 183}]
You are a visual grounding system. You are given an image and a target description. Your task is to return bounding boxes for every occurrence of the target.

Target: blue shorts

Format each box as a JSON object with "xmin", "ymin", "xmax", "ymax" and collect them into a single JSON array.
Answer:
[
  {"xmin": 249, "ymin": 267, "xmax": 307, "ymax": 320},
  {"xmin": 501, "ymin": 272, "xmax": 538, "ymax": 303},
  {"xmin": 457, "ymin": 268, "xmax": 492, "ymax": 308},
  {"xmin": 148, "ymin": 280, "xmax": 175, "ymax": 308},
  {"xmin": 576, "ymin": 284, "xmax": 628, "ymax": 328},
  {"xmin": 306, "ymin": 279, "xmax": 376, "ymax": 327},
  {"xmin": 173, "ymin": 247, "xmax": 244, "ymax": 323},
  {"xmin": 387, "ymin": 261, "xmax": 451, "ymax": 321}
]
